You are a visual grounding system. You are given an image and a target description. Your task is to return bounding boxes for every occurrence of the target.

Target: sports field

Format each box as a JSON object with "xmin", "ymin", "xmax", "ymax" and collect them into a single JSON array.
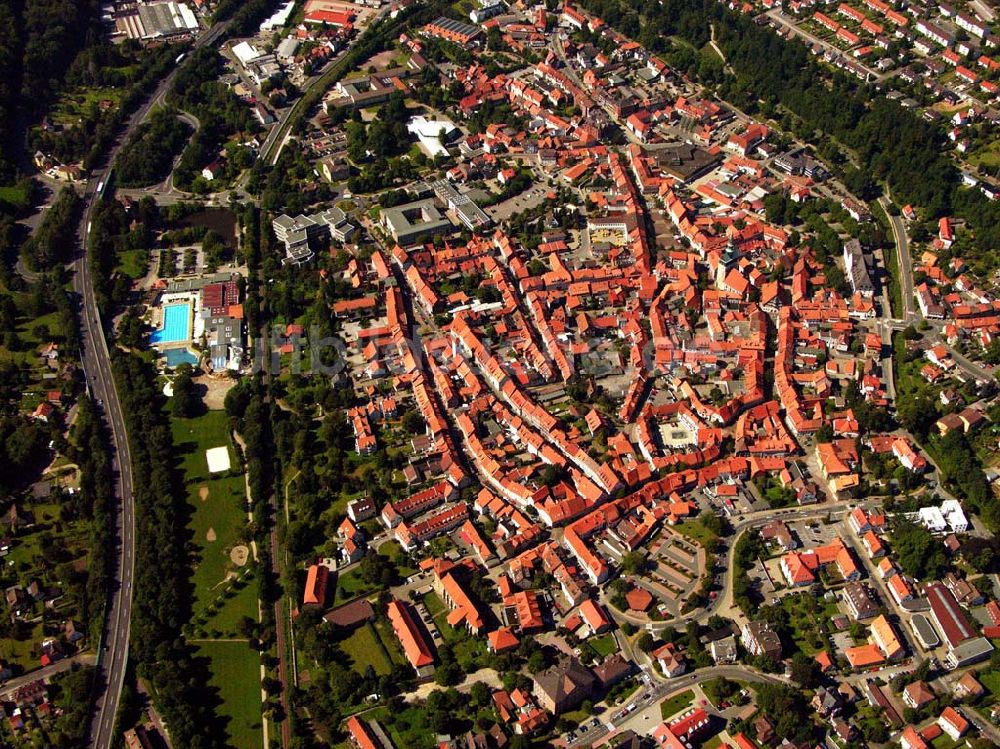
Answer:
[
  {"xmin": 194, "ymin": 640, "xmax": 263, "ymax": 749},
  {"xmin": 172, "ymin": 409, "xmax": 256, "ymax": 635}
]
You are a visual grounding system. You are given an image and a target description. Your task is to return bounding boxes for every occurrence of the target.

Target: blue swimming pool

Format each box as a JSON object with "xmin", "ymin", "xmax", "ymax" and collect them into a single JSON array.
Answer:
[
  {"xmin": 151, "ymin": 303, "xmax": 191, "ymax": 344},
  {"xmin": 162, "ymin": 348, "xmax": 199, "ymax": 368}
]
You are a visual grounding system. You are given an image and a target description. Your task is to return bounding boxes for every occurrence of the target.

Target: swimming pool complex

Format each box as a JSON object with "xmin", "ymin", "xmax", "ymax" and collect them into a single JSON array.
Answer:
[
  {"xmin": 162, "ymin": 348, "xmax": 199, "ymax": 368},
  {"xmin": 151, "ymin": 303, "xmax": 191, "ymax": 344}
]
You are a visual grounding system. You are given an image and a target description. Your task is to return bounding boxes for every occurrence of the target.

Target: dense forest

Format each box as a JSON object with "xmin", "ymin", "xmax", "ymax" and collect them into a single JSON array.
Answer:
[
  {"xmin": 116, "ymin": 107, "xmax": 193, "ymax": 188},
  {"xmin": 0, "ymin": 0, "xmax": 103, "ymax": 181},
  {"xmin": 579, "ymin": 0, "xmax": 1000, "ymax": 260},
  {"xmin": 20, "ymin": 187, "xmax": 81, "ymax": 271}
]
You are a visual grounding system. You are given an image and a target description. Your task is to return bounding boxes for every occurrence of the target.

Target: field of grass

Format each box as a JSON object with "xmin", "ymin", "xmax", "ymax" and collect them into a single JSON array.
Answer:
[
  {"xmin": 980, "ymin": 668, "xmax": 1000, "ymax": 697},
  {"xmin": 49, "ymin": 87, "xmax": 124, "ymax": 126},
  {"xmin": 369, "ymin": 703, "xmax": 437, "ymax": 749},
  {"xmin": 194, "ymin": 640, "xmax": 263, "ymax": 749},
  {"xmin": 675, "ymin": 520, "xmax": 718, "ymax": 547},
  {"xmin": 931, "ymin": 734, "xmax": 962, "ymax": 749},
  {"xmin": 425, "ymin": 591, "xmax": 456, "ymax": 639},
  {"xmin": 660, "ymin": 689, "xmax": 695, "ymax": 719},
  {"xmin": 0, "ymin": 184, "xmax": 31, "ymax": 211},
  {"xmin": 781, "ymin": 593, "xmax": 828, "ymax": 655},
  {"xmin": 968, "ymin": 142, "xmax": 1000, "ymax": 172},
  {"xmin": 588, "ymin": 632, "xmax": 618, "ymax": 658},
  {"xmin": 335, "ymin": 566, "xmax": 377, "ymax": 603},
  {"xmin": 373, "ymin": 618, "xmax": 406, "ymax": 666},
  {"xmin": 117, "ymin": 248, "xmax": 149, "ymax": 280},
  {"xmin": 873, "ymin": 200, "xmax": 902, "ymax": 317},
  {"xmin": 172, "ymin": 409, "xmax": 256, "ymax": 635},
  {"xmin": 0, "ymin": 621, "xmax": 44, "ymax": 674},
  {"xmin": 202, "ymin": 574, "xmax": 258, "ymax": 637},
  {"xmin": 342, "ymin": 622, "xmax": 394, "ymax": 675}
]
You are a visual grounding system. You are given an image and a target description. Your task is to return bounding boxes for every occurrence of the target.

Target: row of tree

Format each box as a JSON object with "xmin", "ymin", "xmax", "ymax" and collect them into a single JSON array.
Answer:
[
  {"xmin": 69, "ymin": 397, "xmax": 115, "ymax": 641},
  {"xmin": 111, "ymin": 348, "xmax": 227, "ymax": 748}
]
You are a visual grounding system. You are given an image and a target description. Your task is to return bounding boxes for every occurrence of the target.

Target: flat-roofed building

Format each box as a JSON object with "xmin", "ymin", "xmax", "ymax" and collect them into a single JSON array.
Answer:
[
  {"xmin": 910, "ymin": 613, "xmax": 941, "ymax": 650},
  {"xmin": 381, "ymin": 199, "xmax": 454, "ymax": 245}
]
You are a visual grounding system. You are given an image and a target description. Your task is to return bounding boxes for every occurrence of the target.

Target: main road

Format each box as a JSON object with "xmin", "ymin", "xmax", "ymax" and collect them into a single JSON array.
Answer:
[{"xmin": 76, "ymin": 20, "xmax": 230, "ymax": 749}]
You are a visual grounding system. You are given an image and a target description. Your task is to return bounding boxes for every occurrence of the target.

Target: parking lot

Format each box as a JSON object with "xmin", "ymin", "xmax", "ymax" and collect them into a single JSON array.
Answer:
[{"xmin": 487, "ymin": 184, "xmax": 551, "ymax": 221}]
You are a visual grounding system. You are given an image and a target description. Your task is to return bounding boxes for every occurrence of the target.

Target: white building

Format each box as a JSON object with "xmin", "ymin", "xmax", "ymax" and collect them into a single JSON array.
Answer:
[{"xmin": 916, "ymin": 500, "xmax": 968, "ymax": 534}]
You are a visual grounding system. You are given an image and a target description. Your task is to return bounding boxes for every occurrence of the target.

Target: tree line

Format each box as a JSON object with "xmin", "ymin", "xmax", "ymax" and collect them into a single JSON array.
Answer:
[
  {"xmin": 111, "ymin": 349, "xmax": 227, "ymax": 748},
  {"xmin": 69, "ymin": 397, "xmax": 115, "ymax": 641}
]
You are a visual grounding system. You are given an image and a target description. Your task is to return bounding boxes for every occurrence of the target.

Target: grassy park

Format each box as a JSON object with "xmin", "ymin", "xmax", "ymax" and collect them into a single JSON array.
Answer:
[
  {"xmin": 660, "ymin": 689, "xmax": 695, "ymax": 719},
  {"xmin": 172, "ymin": 409, "xmax": 256, "ymax": 636},
  {"xmin": 194, "ymin": 640, "xmax": 263, "ymax": 749}
]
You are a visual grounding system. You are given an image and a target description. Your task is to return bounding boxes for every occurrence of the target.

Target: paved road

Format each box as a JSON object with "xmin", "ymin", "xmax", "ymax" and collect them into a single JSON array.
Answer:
[
  {"xmin": 878, "ymin": 197, "xmax": 915, "ymax": 322},
  {"xmin": 75, "ymin": 20, "xmax": 231, "ymax": 749},
  {"xmin": 945, "ymin": 341, "xmax": 995, "ymax": 382},
  {"xmin": 0, "ymin": 653, "xmax": 97, "ymax": 700}
]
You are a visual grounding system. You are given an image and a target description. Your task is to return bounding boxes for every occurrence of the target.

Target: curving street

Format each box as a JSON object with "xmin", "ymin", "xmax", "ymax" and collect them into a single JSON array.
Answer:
[
  {"xmin": 75, "ymin": 21, "xmax": 230, "ymax": 749},
  {"xmin": 567, "ymin": 665, "xmax": 788, "ymax": 747},
  {"xmin": 605, "ymin": 500, "xmax": 857, "ymax": 634}
]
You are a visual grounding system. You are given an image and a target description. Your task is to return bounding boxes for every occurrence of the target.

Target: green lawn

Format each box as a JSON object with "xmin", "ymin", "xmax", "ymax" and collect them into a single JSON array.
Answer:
[
  {"xmin": 588, "ymin": 632, "xmax": 618, "ymax": 658},
  {"xmin": 202, "ymin": 574, "xmax": 259, "ymax": 636},
  {"xmin": 660, "ymin": 689, "xmax": 695, "ymax": 719},
  {"xmin": 379, "ymin": 540, "xmax": 418, "ymax": 578},
  {"xmin": 373, "ymin": 618, "xmax": 406, "ymax": 666},
  {"xmin": 426, "ymin": 591, "xmax": 459, "ymax": 641},
  {"xmin": 342, "ymin": 622, "xmax": 393, "ymax": 675},
  {"xmin": 781, "ymin": 593, "xmax": 828, "ymax": 655},
  {"xmin": 335, "ymin": 566, "xmax": 377, "ymax": 603},
  {"xmin": 931, "ymin": 734, "xmax": 962, "ymax": 749},
  {"xmin": 424, "ymin": 591, "xmax": 446, "ymax": 618},
  {"xmin": 0, "ymin": 621, "xmax": 44, "ymax": 673},
  {"xmin": 561, "ymin": 708, "xmax": 590, "ymax": 726},
  {"xmin": 173, "ymin": 409, "xmax": 255, "ymax": 635},
  {"xmin": 117, "ymin": 248, "xmax": 149, "ymax": 280},
  {"xmin": 369, "ymin": 703, "xmax": 438, "ymax": 749},
  {"xmin": 194, "ymin": 641, "xmax": 263, "ymax": 749},
  {"xmin": 0, "ymin": 184, "xmax": 31, "ymax": 211},
  {"xmin": 675, "ymin": 520, "xmax": 717, "ymax": 547},
  {"xmin": 980, "ymin": 669, "xmax": 1000, "ymax": 697}
]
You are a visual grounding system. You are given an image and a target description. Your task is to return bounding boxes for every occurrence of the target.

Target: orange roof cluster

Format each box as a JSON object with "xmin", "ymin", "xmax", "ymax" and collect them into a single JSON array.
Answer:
[{"xmin": 386, "ymin": 599, "xmax": 435, "ymax": 668}]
